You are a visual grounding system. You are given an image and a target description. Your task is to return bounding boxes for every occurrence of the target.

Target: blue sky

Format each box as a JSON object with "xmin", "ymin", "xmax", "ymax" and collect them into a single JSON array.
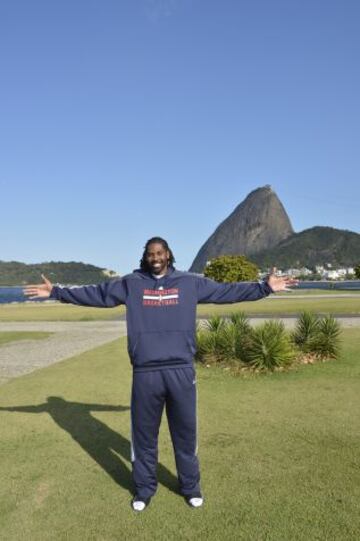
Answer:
[{"xmin": 1, "ymin": 0, "xmax": 359, "ymax": 275}]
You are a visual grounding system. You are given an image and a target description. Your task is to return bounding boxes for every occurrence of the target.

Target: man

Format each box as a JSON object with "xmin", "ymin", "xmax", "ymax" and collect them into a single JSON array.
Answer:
[{"xmin": 24, "ymin": 237, "xmax": 298, "ymax": 512}]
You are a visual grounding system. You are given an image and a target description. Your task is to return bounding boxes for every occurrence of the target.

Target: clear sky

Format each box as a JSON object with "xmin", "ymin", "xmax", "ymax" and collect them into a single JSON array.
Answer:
[{"xmin": 1, "ymin": 0, "xmax": 359, "ymax": 275}]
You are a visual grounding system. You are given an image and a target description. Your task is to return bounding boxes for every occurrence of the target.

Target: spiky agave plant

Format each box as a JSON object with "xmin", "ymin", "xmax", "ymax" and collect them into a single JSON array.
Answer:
[
  {"xmin": 248, "ymin": 320, "xmax": 295, "ymax": 370},
  {"xmin": 195, "ymin": 323, "xmax": 214, "ymax": 362},
  {"xmin": 199, "ymin": 316, "xmax": 235, "ymax": 362},
  {"xmin": 312, "ymin": 315, "xmax": 341, "ymax": 359},
  {"xmin": 205, "ymin": 315, "xmax": 226, "ymax": 333},
  {"xmin": 229, "ymin": 312, "xmax": 253, "ymax": 363},
  {"xmin": 292, "ymin": 311, "xmax": 320, "ymax": 353},
  {"xmin": 212, "ymin": 317, "xmax": 236, "ymax": 361},
  {"xmin": 229, "ymin": 312, "xmax": 250, "ymax": 328},
  {"xmin": 216, "ymin": 323, "xmax": 237, "ymax": 362}
]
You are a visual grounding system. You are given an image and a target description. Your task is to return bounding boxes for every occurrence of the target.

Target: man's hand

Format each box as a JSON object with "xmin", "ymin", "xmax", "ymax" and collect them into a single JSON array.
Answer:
[
  {"xmin": 23, "ymin": 274, "xmax": 54, "ymax": 300},
  {"xmin": 266, "ymin": 268, "xmax": 299, "ymax": 293}
]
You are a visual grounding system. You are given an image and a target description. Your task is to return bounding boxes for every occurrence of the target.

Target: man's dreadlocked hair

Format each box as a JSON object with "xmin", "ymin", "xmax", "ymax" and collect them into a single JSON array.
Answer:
[{"xmin": 140, "ymin": 237, "xmax": 176, "ymax": 272}]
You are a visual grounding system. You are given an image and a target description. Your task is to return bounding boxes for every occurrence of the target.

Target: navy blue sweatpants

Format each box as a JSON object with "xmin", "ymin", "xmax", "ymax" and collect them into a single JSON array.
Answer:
[{"xmin": 130, "ymin": 366, "xmax": 200, "ymax": 500}]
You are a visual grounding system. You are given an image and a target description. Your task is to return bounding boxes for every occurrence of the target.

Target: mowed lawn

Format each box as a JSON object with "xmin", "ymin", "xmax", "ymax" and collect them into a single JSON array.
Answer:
[
  {"xmin": 0, "ymin": 328, "xmax": 359, "ymax": 541},
  {"xmin": 0, "ymin": 303, "xmax": 126, "ymax": 322},
  {"xmin": 0, "ymin": 332, "xmax": 53, "ymax": 346}
]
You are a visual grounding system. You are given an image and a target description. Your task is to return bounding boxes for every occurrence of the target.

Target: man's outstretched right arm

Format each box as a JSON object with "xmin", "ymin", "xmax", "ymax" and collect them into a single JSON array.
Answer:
[
  {"xmin": 49, "ymin": 280, "xmax": 127, "ymax": 308},
  {"xmin": 23, "ymin": 274, "xmax": 127, "ymax": 308}
]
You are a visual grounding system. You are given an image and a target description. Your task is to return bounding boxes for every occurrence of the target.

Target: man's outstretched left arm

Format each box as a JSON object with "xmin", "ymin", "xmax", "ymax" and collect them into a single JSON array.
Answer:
[{"xmin": 196, "ymin": 273, "xmax": 298, "ymax": 304}]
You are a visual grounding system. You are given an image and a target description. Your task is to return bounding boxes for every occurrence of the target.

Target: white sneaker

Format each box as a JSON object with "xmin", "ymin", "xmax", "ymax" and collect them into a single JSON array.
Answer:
[
  {"xmin": 131, "ymin": 496, "xmax": 151, "ymax": 512},
  {"xmin": 185, "ymin": 494, "xmax": 204, "ymax": 508}
]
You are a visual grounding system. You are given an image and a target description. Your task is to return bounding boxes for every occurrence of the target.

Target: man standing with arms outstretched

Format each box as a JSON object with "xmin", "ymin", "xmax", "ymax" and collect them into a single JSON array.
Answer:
[{"xmin": 24, "ymin": 237, "xmax": 298, "ymax": 512}]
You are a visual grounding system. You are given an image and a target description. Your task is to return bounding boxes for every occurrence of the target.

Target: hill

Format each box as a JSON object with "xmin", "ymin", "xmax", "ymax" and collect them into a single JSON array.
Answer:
[
  {"xmin": 251, "ymin": 226, "xmax": 360, "ymax": 269},
  {"xmin": 190, "ymin": 186, "xmax": 360, "ymax": 272},
  {"xmin": 0, "ymin": 261, "xmax": 119, "ymax": 286}
]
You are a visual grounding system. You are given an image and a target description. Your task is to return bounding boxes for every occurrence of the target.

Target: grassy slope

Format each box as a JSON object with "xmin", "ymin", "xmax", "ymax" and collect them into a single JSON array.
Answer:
[{"xmin": 0, "ymin": 331, "xmax": 359, "ymax": 540}]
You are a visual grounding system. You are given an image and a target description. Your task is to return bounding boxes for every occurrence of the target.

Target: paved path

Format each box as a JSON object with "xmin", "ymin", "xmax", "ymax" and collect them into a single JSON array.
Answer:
[
  {"xmin": 1, "ymin": 316, "xmax": 359, "ymax": 385},
  {"xmin": 0, "ymin": 321, "xmax": 126, "ymax": 384}
]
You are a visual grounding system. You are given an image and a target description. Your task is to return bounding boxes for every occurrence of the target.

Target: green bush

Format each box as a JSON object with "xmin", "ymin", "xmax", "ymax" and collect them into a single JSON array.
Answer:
[
  {"xmin": 195, "ymin": 327, "xmax": 215, "ymax": 361},
  {"xmin": 229, "ymin": 312, "xmax": 253, "ymax": 363},
  {"xmin": 202, "ymin": 316, "xmax": 234, "ymax": 362},
  {"xmin": 204, "ymin": 255, "xmax": 259, "ymax": 282},
  {"xmin": 195, "ymin": 311, "xmax": 342, "ymax": 372},
  {"xmin": 292, "ymin": 311, "xmax": 320, "ymax": 353},
  {"xmin": 205, "ymin": 315, "xmax": 225, "ymax": 333},
  {"xmin": 196, "ymin": 314, "xmax": 295, "ymax": 370},
  {"xmin": 311, "ymin": 315, "xmax": 342, "ymax": 358},
  {"xmin": 292, "ymin": 311, "xmax": 341, "ymax": 359},
  {"xmin": 247, "ymin": 321, "xmax": 295, "ymax": 370},
  {"xmin": 200, "ymin": 313, "xmax": 255, "ymax": 364}
]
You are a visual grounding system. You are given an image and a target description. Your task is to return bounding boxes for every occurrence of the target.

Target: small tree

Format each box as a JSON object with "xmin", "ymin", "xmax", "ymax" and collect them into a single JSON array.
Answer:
[
  {"xmin": 204, "ymin": 255, "xmax": 259, "ymax": 283},
  {"xmin": 355, "ymin": 264, "xmax": 360, "ymax": 279}
]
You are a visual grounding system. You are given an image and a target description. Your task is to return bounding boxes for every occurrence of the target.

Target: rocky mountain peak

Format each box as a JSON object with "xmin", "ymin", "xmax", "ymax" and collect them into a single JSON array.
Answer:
[{"xmin": 189, "ymin": 185, "xmax": 294, "ymax": 273}]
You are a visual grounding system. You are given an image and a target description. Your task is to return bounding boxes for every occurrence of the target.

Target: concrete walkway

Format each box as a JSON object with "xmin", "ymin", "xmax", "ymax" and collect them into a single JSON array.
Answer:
[{"xmin": 0, "ymin": 321, "xmax": 126, "ymax": 384}]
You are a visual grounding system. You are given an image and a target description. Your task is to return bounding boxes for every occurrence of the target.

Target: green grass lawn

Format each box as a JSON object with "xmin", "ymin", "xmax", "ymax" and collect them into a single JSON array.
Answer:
[
  {"xmin": 1, "ymin": 294, "xmax": 359, "ymax": 321},
  {"xmin": 0, "ymin": 330, "xmax": 359, "ymax": 540},
  {"xmin": 276, "ymin": 288, "xmax": 360, "ymax": 295},
  {"xmin": 0, "ymin": 331, "xmax": 53, "ymax": 346},
  {"xmin": 196, "ymin": 295, "xmax": 360, "ymax": 317},
  {"xmin": 0, "ymin": 303, "xmax": 125, "ymax": 322}
]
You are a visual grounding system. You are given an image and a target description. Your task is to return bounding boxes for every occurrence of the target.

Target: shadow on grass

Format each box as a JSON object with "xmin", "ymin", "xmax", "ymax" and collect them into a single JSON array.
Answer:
[{"xmin": 0, "ymin": 396, "xmax": 179, "ymax": 496}]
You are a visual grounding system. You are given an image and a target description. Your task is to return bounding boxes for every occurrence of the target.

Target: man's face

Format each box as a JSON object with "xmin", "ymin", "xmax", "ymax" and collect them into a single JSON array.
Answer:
[{"xmin": 145, "ymin": 242, "xmax": 170, "ymax": 275}]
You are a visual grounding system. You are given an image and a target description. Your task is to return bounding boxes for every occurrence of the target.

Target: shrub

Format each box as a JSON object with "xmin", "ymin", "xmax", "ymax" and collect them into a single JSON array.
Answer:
[
  {"xmin": 194, "ymin": 318, "xmax": 228, "ymax": 363},
  {"xmin": 203, "ymin": 316, "xmax": 234, "ymax": 362},
  {"xmin": 195, "ymin": 329, "xmax": 214, "ymax": 363},
  {"xmin": 229, "ymin": 312, "xmax": 253, "ymax": 363},
  {"xmin": 196, "ymin": 313, "xmax": 295, "ymax": 370},
  {"xmin": 292, "ymin": 311, "xmax": 341, "ymax": 360},
  {"xmin": 204, "ymin": 255, "xmax": 259, "ymax": 282},
  {"xmin": 247, "ymin": 320, "xmax": 295, "ymax": 371},
  {"xmin": 205, "ymin": 315, "xmax": 225, "ymax": 333},
  {"xmin": 311, "ymin": 315, "xmax": 341, "ymax": 359},
  {"xmin": 195, "ymin": 311, "xmax": 342, "ymax": 373},
  {"xmin": 292, "ymin": 311, "xmax": 320, "ymax": 353},
  {"xmin": 198, "ymin": 313, "xmax": 255, "ymax": 364}
]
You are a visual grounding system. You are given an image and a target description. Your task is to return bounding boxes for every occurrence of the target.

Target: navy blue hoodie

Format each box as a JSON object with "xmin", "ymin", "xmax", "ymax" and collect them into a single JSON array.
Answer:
[{"xmin": 49, "ymin": 268, "xmax": 273, "ymax": 372}]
